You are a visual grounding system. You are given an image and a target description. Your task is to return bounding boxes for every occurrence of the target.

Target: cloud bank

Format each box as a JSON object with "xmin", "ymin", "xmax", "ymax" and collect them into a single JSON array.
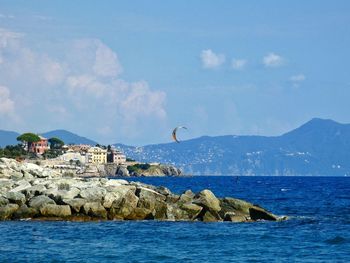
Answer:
[{"xmin": 0, "ymin": 28, "xmax": 167, "ymax": 143}]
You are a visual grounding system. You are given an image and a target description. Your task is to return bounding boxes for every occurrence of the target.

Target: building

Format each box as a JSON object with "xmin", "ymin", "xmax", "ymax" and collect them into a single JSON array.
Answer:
[
  {"xmin": 58, "ymin": 149, "xmax": 86, "ymax": 164},
  {"xmin": 86, "ymin": 147, "xmax": 107, "ymax": 164},
  {"xmin": 29, "ymin": 136, "xmax": 49, "ymax": 155},
  {"xmin": 107, "ymin": 149, "xmax": 126, "ymax": 165}
]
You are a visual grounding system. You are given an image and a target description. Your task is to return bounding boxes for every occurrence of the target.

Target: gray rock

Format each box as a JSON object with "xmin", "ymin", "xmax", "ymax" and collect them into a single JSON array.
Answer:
[
  {"xmin": 79, "ymin": 187, "xmax": 107, "ymax": 202},
  {"xmin": 0, "ymin": 204, "xmax": 19, "ymax": 220},
  {"xmin": 40, "ymin": 204, "xmax": 71, "ymax": 217},
  {"xmin": 109, "ymin": 190, "xmax": 139, "ymax": 220},
  {"xmin": 82, "ymin": 202, "xmax": 107, "ymax": 219},
  {"xmin": 23, "ymin": 184, "xmax": 47, "ymax": 198},
  {"xmin": 115, "ymin": 166, "xmax": 129, "ymax": 177},
  {"xmin": 12, "ymin": 204, "xmax": 37, "ymax": 219},
  {"xmin": 5, "ymin": 192, "xmax": 26, "ymax": 206},
  {"xmin": 62, "ymin": 198, "xmax": 86, "ymax": 213},
  {"xmin": 0, "ymin": 196, "xmax": 9, "ymax": 206},
  {"xmin": 9, "ymin": 180, "xmax": 31, "ymax": 193},
  {"xmin": 29, "ymin": 195, "xmax": 56, "ymax": 210},
  {"xmin": 193, "ymin": 189, "xmax": 221, "ymax": 212}
]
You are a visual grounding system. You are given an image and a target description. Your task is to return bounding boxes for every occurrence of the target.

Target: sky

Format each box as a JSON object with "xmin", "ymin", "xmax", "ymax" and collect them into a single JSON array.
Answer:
[{"xmin": 0, "ymin": 1, "xmax": 349, "ymax": 145}]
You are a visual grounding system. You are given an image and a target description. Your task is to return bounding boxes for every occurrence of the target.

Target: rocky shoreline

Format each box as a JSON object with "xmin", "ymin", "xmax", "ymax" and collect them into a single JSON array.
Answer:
[{"xmin": 0, "ymin": 158, "xmax": 286, "ymax": 222}]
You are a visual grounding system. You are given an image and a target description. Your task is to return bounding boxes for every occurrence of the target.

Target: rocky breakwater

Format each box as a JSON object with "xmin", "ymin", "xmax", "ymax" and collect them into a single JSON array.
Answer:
[{"xmin": 0, "ymin": 158, "xmax": 285, "ymax": 222}]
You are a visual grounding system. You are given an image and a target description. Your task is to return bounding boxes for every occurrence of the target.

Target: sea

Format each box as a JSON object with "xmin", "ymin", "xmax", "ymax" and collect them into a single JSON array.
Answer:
[{"xmin": 0, "ymin": 176, "xmax": 349, "ymax": 263}]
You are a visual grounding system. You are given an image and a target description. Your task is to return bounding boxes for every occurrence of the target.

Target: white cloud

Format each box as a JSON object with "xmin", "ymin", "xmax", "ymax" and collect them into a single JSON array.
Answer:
[
  {"xmin": 120, "ymin": 81, "xmax": 167, "ymax": 121},
  {"xmin": 290, "ymin": 74, "xmax": 305, "ymax": 82},
  {"xmin": 200, "ymin": 49, "xmax": 225, "ymax": 69},
  {"xmin": 0, "ymin": 29, "xmax": 167, "ymax": 142},
  {"xmin": 0, "ymin": 85, "xmax": 15, "ymax": 115},
  {"xmin": 263, "ymin": 52, "xmax": 284, "ymax": 67},
  {"xmin": 290, "ymin": 74, "xmax": 306, "ymax": 88},
  {"xmin": 93, "ymin": 41, "xmax": 123, "ymax": 77},
  {"xmin": 231, "ymin": 58, "xmax": 247, "ymax": 70}
]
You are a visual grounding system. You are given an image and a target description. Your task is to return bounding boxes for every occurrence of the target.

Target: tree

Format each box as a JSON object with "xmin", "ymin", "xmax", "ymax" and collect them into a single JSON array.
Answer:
[
  {"xmin": 48, "ymin": 137, "xmax": 64, "ymax": 150},
  {"xmin": 16, "ymin": 133, "xmax": 40, "ymax": 153}
]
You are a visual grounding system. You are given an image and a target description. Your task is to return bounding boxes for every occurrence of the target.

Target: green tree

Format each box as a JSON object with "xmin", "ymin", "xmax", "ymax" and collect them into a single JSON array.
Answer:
[
  {"xmin": 16, "ymin": 133, "xmax": 40, "ymax": 153},
  {"xmin": 48, "ymin": 137, "xmax": 64, "ymax": 149}
]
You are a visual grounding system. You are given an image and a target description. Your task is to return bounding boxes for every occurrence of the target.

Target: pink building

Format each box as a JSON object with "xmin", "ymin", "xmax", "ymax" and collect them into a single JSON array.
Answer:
[{"xmin": 29, "ymin": 136, "xmax": 49, "ymax": 154}]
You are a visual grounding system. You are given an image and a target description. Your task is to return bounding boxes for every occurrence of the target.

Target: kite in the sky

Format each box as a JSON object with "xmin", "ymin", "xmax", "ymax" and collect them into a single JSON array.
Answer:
[{"xmin": 172, "ymin": 126, "xmax": 187, "ymax": 143}]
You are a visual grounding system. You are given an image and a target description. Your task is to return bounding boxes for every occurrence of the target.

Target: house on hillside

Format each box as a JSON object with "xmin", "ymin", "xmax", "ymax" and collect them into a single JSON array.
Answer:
[
  {"xmin": 86, "ymin": 146, "xmax": 107, "ymax": 164},
  {"xmin": 29, "ymin": 136, "xmax": 49, "ymax": 154},
  {"xmin": 107, "ymin": 148, "xmax": 126, "ymax": 164}
]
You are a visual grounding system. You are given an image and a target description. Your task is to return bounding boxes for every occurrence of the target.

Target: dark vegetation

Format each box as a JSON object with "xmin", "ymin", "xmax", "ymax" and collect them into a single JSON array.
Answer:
[{"xmin": 127, "ymin": 163, "xmax": 151, "ymax": 173}]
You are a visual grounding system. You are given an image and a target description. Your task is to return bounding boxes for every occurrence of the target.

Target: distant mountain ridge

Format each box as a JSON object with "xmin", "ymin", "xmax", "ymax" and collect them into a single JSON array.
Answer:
[
  {"xmin": 0, "ymin": 129, "xmax": 97, "ymax": 147},
  {"xmin": 114, "ymin": 118, "xmax": 350, "ymax": 176}
]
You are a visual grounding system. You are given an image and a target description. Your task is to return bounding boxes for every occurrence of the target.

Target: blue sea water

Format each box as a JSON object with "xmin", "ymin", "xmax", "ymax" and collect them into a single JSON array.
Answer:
[{"xmin": 0, "ymin": 176, "xmax": 349, "ymax": 262}]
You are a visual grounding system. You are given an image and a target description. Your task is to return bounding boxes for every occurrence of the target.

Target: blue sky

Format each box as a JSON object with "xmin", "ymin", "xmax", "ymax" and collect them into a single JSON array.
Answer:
[{"xmin": 0, "ymin": 1, "xmax": 349, "ymax": 145}]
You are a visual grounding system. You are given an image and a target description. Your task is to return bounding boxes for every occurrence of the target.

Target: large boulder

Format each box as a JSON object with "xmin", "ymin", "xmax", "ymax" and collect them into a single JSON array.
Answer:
[
  {"xmin": 9, "ymin": 180, "xmax": 31, "ymax": 193},
  {"xmin": 0, "ymin": 204, "xmax": 19, "ymax": 220},
  {"xmin": 12, "ymin": 204, "xmax": 37, "ymax": 219},
  {"xmin": 109, "ymin": 190, "xmax": 139, "ymax": 220},
  {"xmin": 5, "ymin": 191, "xmax": 26, "ymax": 206},
  {"xmin": 40, "ymin": 204, "xmax": 71, "ymax": 218},
  {"xmin": 82, "ymin": 202, "xmax": 107, "ymax": 219},
  {"xmin": 219, "ymin": 198, "xmax": 278, "ymax": 221},
  {"xmin": 62, "ymin": 198, "xmax": 86, "ymax": 213},
  {"xmin": 0, "ymin": 196, "xmax": 9, "ymax": 206},
  {"xmin": 178, "ymin": 203, "xmax": 203, "ymax": 220},
  {"xmin": 29, "ymin": 195, "xmax": 56, "ymax": 210},
  {"xmin": 193, "ymin": 190, "xmax": 221, "ymax": 212},
  {"xmin": 79, "ymin": 187, "xmax": 107, "ymax": 202}
]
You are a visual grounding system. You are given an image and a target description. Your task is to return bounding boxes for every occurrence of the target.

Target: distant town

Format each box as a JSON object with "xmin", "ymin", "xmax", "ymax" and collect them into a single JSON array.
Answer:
[{"xmin": 0, "ymin": 132, "xmax": 182, "ymax": 177}]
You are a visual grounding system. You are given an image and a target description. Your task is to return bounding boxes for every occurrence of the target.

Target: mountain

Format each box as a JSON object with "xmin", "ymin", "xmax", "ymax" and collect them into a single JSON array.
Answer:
[
  {"xmin": 0, "ymin": 130, "xmax": 20, "ymax": 147},
  {"xmin": 114, "ymin": 118, "xmax": 350, "ymax": 176},
  {"xmin": 0, "ymin": 129, "xmax": 97, "ymax": 147},
  {"xmin": 41, "ymin": 130, "xmax": 98, "ymax": 145}
]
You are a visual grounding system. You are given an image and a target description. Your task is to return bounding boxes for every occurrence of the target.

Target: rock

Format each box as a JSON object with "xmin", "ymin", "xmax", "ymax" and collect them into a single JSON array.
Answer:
[
  {"xmin": 79, "ymin": 187, "xmax": 107, "ymax": 202},
  {"xmin": 109, "ymin": 190, "xmax": 139, "ymax": 219},
  {"xmin": 202, "ymin": 210, "xmax": 222, "ymax": 222},
  {"xmin": 179, "ymin": 190, "xmax": 195, "ymax": 204},
  {"xmin": 193, "ymin": 189, "xmax": 221, "ymax": 212},
  {"xmin": 29, "ymin": 195, "xmax": 56, "ymax": 210},
  {"xmin": 62, "ymin": 198, "xmax": 86, "ymax": 213},
  {"xmin": 12, "ymin": 204, "xmax": 38, "ymax": 219},
  {"xmin": 223, "ymin": 212, "xmax": 247, "ymax": 222},
  {"xmin": 9, "ymin": 180, "xmax": 31, "ymax": 193},
  {"xmin": 40, "ymin": 204, "xmax": 71, "ymax": 218},
  {"xmin": 248, "ymin": 207, "xmax": 278, "ymax": 221},
  {"xmin": 5, "ymin": 192, "xmax": 26, "ymax": 206},
  {"xmin": 220, "ymin": 197, "xmax": 253, "ymax": 215},
  {"xmin": 45, "ymin": 188, "xmax": 80, "ymax": 204},
  {"xmin": 0, "ymin": 196, "xmax": 9, "ymax": 206},
  {"xmin": 10, "ymin": 171, "xmax": 23, "ymax": 180},
  {"xmin": 0, "ymin": 204, "xmax": 19, "ymax": 220},
  {"xmin": 82, "ymin": 202, "xmax": 107, "ymax": 219},
  {"xmin": 179, "ymin": 203, "xmax": 203, "ymax": 220},
  {"xmin": 115, "ymin": 166, "xmax": 130, "ymax": 177},
  {"xmin": 125, "ymin": 207, "xmax": 153, "ymax": 220},
  {"xmin": 135, "ymin": 187, "xmax": 168, "ymax": 219},
  {"xmin": 23, "ymin": 184, "xmax": 47, "ymax": 198},
  {"xmin": 21, "ymin": 163, "xmax": 44, "ymax": 177},
  {"xmin": 103, "ymin": 192, "xmax": 120, "ymax": 209},
  {"xmin": 105, "ymin": 179, "xmax": 129, "ymax": 186}
]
